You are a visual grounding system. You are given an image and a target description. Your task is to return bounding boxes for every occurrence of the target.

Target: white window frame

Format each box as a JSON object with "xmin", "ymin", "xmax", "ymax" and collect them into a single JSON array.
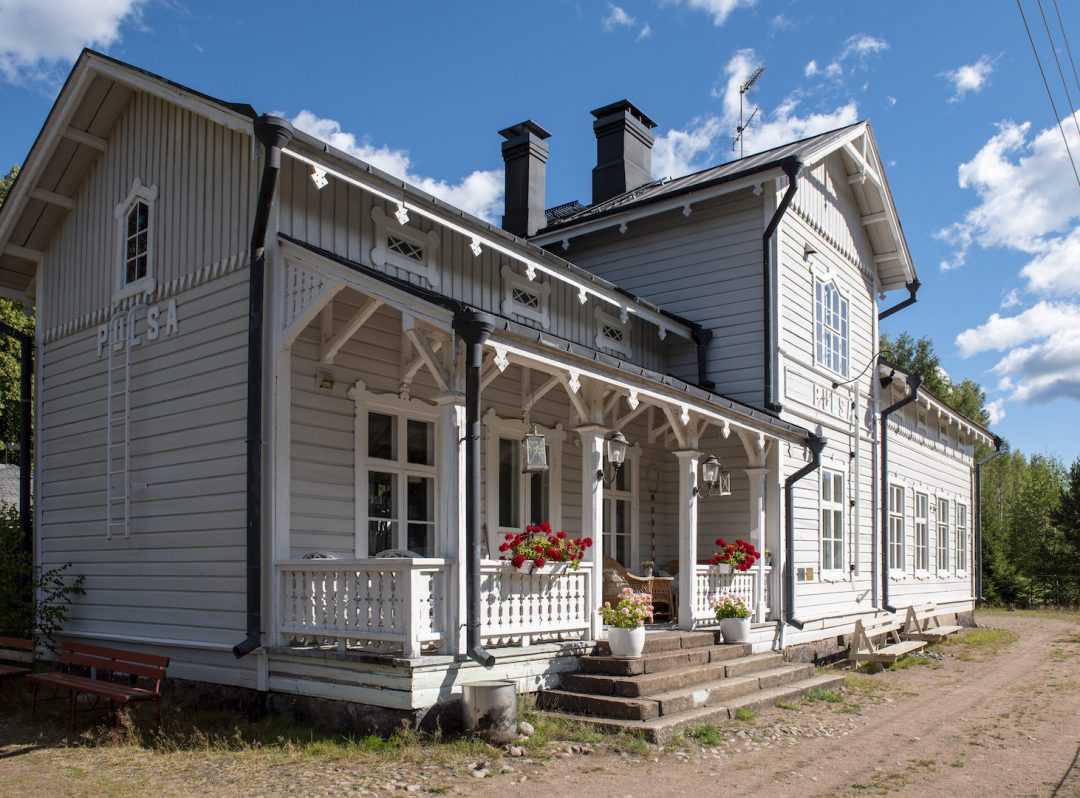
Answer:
[
  {"xmin": 500, "ymin": 264, "xmax": 551, "ymax": 329},
  {"xmin": 936, "ymin": 496, "xmax": 951, "ymax": 577},
  {"xmin": 594, "ymin": 306, "xmax": 631, "ymax": 358},
  {"xmin": 820, "ymin": 468, "xmax": 845, "ymax": 578},
  {"xmin": 370, "ymin": 205, "xmax": 441, "ymax": 288},
  {"xmin": 352, "ymin": 381, "xmax": 440, "ymax": 558},
  {"xmin": 603, "ymin": 444, "xmax": 641, "ymax": 570},
  {"xmin": 814, "ymin": 276, "xmax": 849, "ymax": 378},
  {"xmin": 113, "ymin": 178, "xmax": 159, "ymax": 302},
  {"xmin": 482, "ymin": 409, "xmax": 564, "ymax": 558},
  {"xmin": 914, "ymin": 491, "xmax": 930, "ymax": 577},
  {"xmin": 888, "ymin": 483, "xmax": 906, "ymax": 578},
  {"xmin": 956, "ymin": 503, "xmax": 969, "ymax": 574}
]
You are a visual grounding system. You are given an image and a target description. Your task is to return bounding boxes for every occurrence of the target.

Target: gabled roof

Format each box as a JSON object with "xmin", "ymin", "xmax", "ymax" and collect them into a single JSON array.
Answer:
[{"xmin": 532, "ymin": 120, "xmax": 917, "ymax": 293}]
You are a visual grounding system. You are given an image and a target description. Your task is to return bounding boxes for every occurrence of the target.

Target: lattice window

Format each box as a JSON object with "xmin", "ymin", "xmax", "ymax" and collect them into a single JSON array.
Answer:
[
  {"xmin": 602, "ymin": 324, "xmax": 625, "ymax": 344},
  {"xmin": 500, "ymin": 264, "xmax": 550, "ymax": 328},
  {"xmin": 595, "ymin": 306, "xmax": 631, "ymax": 357},
  {"xmin": 387, "ymin": 235, "xmax": 424, "ymax": 263},
  {"xmin": 369, "ymin": 206, "xmax": 441, "ymax": 288},
  {"xmin": 511, "ymin": 287, "xmax": 540, "ymax": 310}
]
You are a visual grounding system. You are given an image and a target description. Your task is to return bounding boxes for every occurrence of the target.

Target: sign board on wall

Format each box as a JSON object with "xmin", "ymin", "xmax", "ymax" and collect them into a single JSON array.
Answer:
[
  {"xmin": 784, "ymin": 367, "xmax": 853, "ymax": 423},
  {"xmin": 96, "ymin": 299, "xmax": 180, "ymax": 357}
]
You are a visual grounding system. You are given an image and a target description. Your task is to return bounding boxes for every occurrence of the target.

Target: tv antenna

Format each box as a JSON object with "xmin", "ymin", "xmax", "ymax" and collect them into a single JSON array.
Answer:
[{"xmin": 733, "ymin": 66, "xmax": 766, "ymax": 159}]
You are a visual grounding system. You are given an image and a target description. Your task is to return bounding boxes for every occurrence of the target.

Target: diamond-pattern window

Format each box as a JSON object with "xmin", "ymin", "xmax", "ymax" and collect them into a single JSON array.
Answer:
[
  {"xmin": 511, "ymin": 287, "xmax": 540, "ymax": 310},
  {"xmin": 602, "ymin": 324, "xmax": 625, "ymax": 344},
  {"xmin": 387, "ymin": 235, "xmax": 424, "ymax": 263}
]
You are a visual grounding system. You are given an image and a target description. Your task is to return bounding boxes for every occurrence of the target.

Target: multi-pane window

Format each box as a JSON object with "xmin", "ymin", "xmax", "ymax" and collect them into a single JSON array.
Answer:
[
  {"xmin": 124, "ymin": 200, "xmax": 150, "ymax": 284},
  {"xmin": 602, "ymin": 324, "xmax": 625, "ymax": 345},
  {"xmin": 914, "ymin": 493, "xmax": 929, "ymax": 572},
  {"xmin": 511, "ymin": 287, "xmax": 540, "ymax": 310},
  {"xmin": 956, "ymin": 504, "xmax": 968, "ymax": 572},
  {"xmin": 936, "ymin": 497, "xmax": 950, "ymax": 573},
  {"xmin": 888, "ymin": 485, "xmax": 905, "ymax": 572},
  {"xmin": 603, "ymin": 457, "xmax": 633, "ymax": 568},
  {"xmin": 821, "ymin": 470, "xmax": 844, "ymax": 573},
  {"xmin": 815, "ymin": 279, "xmax": 848, "ymax": 377},
  {"xmin": 386, "ymin": 235, "xmax": 424, "ymax": 263},
  {"xmin": 366, "ymin": 412, "xmax": 436, "ymax": 556}
]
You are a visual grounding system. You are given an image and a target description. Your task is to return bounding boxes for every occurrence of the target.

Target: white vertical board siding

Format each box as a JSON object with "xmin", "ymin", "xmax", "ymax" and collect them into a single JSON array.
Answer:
[
  {"xmin": 553, "ymin": 189, "xmax": 767, "ymax": 405},
  {"xmin": 41, "ymin": 91, "xmax": 255, "ymax": 326},
  {"xmin": 38, "ymin": 269, "xmax": 255, "ymax": 685},
  {"xmin": 276, "ymin": 163, "xmax": 667, "ymax": 374}
]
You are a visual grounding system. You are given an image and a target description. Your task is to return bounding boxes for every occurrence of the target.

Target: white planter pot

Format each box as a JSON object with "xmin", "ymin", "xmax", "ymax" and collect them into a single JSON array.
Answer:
[
  {"xmin": 607, "ymin": 625, "xmax": 645, "ymax": 658},
  {"xmin": 720, "ymin": 617, "xmax": 751, "ymax": 644},
  {"xmin": 713, "ymin": 563, "xmax": 733, "ymax": 575}
]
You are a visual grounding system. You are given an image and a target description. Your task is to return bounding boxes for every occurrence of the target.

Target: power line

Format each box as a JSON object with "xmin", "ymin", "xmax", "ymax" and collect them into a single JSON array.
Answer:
[
  {"xmin": 1036, "ymin": 0, "xmax": 1080, "ymax": 140},
  {"xmin": 1051, "ymin": 0, "xmax": 1080, "ymax": 99},
  {"xmin": 1017, "ymin": 0, "xmax": 1080, "ymax": 188}
]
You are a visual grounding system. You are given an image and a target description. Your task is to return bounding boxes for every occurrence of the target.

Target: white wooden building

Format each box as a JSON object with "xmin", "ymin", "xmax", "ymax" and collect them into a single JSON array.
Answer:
[{"xmin": 0, "ymin": 53, "xmax": 997, "ymax": 717}]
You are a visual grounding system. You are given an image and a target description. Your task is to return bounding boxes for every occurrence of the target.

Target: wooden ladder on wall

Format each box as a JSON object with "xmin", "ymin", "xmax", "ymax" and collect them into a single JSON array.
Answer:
[{"xmin": 105, "ymin": 306, "xmax": 137, "ymax": 539}]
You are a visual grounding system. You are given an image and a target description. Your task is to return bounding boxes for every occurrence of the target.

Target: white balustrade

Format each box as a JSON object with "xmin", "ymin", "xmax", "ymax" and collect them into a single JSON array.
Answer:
[
  {"xmin": 691, "ymin": 564, "xmax": 771, "ymax": 625},
  {"xmin": 276, "ymin": 559, "xmax": 450, "ymax": 658},
  {"xmin": 479, "ymin": 561, "xmax": 593, "ymax": 647}
]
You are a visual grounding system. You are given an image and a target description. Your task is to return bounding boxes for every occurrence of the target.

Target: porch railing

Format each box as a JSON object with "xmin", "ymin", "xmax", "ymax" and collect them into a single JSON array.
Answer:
[
  {"xmin": 691, "ymin": 564, "xmax": 772, "ymax": 625},
  {"xmin": 276, "ymin": 559, "xmax": 451, "ymax": 658},
  {"xmin": 480, "ymin": 561, "xmax": 593, "ymax": 647}
]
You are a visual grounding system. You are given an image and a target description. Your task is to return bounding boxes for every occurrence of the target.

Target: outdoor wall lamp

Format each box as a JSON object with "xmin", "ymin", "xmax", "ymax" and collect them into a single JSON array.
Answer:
[
  {"xmin": 695, "ymin": 454, "xmax": 731, "ymax": 499},
  {"xmin": 597, "ymin": 431, "xmax": 629, "ymax": 484}
]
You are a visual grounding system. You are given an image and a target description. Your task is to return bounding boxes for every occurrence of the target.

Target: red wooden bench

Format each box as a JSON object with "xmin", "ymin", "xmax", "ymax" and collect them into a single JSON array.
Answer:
[
  {"xmin": 0, "ymin": 636, "xmax": 33, "ymax": 680},
  {"xmin": 28, "ymin": 641, "xmax": 169, "ymax": 729}
]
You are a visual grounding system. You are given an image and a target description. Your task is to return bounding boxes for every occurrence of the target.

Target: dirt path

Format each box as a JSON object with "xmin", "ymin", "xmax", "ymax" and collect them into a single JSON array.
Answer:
[{"xmin": 470, "ymin": 612, "xmax": 1080, "ymax": 798}]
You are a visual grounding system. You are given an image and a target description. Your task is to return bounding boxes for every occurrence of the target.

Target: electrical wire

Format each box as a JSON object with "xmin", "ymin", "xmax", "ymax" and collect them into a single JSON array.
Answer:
[
  {"xmin": 1017, "ymin": 0, "xmax": 1080, "ymax": 188},
  {"xmin": 1051, "ymin": 0, "xmax": 1080, "ymax": 98},
  {"xmin": 831, "ymin": 349, "xmax": 882, "ymax": 390},
  {"xmin": 1037, "ymin": 0, "xmax": 1080, "ymax": 140}
]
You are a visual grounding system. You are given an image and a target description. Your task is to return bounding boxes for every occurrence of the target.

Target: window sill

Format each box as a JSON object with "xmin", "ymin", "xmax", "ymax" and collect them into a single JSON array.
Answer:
[
  {"xmin": 820, "ymin": 571, "xmax": 847, "ymax": 583},
  {"xmin": 112, "ymin": 276, "xmax": 157, "ymax": 304},
  {"xmin": 936, "ymin": 570, "xmax": 952, "ymax": 579},
  {"xmin": 914, "ymin": 570, "xmax": 931, "ymax": 580},
  {"xmin": 888, "ymin": 572, "xmax": 907, "ymax": 581}
]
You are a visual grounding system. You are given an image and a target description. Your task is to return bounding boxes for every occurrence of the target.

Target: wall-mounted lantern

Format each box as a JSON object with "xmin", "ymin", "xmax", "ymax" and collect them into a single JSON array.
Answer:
[
  {"xmin": 695, "ymin": 454, "xmax": 731, "ymax": 499},
  {"xmin": 597, "ymin": 431, "xmax": 629, "ymax": 484},
  {"xmin": 522, "ymin": 424, "xmax": 549, "ymax": 474}
]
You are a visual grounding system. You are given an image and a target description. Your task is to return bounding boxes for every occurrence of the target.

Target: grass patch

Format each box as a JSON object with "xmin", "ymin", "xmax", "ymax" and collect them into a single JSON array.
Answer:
[
  {"xmin": 941, "ymin": 628, "xmax": 1018, "ymax": 661},
  {"xmin": 978, "ymin": 606, "xmax": 1080, "ymax": 623},
  {"xmin": 610, "ymin": 731, "xmax": 650, "ymax": 756},
  {"xmin": 851, "ymin": 770, "xmax": 911, "ymax": 794},
  {"xmin": 838, "ymin": 703, "xmax": 862, "ymax": 714},
  {"xmin": 888, "ymin": 654, "xmax": 932, "ymax": 671},
  {"xmin": 844, "ymin": 674, "xmax": 888, "ymax": 697},
  {"xmin": 951, "ymin": 759, "xmax": 965, "ymax": 768},
  {"xmin": 685, "ymin": 724, "xmax": 723, "ymax": 745},
  {"xmin": 733, "ymin": 708, "xmax": 756, "ymax": 722},
  {"xmin": 775, "ymin": 700, "xmax": 800, "ymax": 711},
  {"xmin": 802, "ymin": 688, "xmax": 843, "ymax": 704}
]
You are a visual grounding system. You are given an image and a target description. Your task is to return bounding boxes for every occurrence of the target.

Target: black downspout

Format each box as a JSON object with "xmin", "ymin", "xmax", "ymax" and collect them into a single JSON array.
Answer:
[
  {"xmin": 453, "ymin": 311, "xmax": 497, "ymax": 667},
  {"xmin": 878, "ymin": 280, "xmax": 921, "ymax": 321},
  {"xmin": 879, "ymin": 372, "xmax": 921, "ymax": 614},
  {"xmin": 0, "ymin": 320, "xmax": 34, "ymax": 575},
  {"xmin": 975, "ymin": 436, "xmax": 1005, "ymax": 605},
  {"xmin": 784, "ymin": 433, "xmax": 826, "ymax": 629},
  {"xmin": 233, "ymin": 115, "xmax": 294, "ymax": 660},
  {"xmin": 691, "ymin": 327, "xmax": 715, "ymax": 391},
  {"xmin": 763, "ymin": 156, "xmax": 802, "ymax": 414}
]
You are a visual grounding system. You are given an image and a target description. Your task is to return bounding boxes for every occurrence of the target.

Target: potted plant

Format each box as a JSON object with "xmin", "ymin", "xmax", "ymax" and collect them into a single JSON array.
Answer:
[
  {"xmin": 712, "ymin": 592, "xmax": 752, "ymax": 643},
  {"xmin": 640, "ymin": 560, "xmax": 655, "ymax": 578},
  {"xmin": 763, "ymin": 547, "xmax": 773, "ymax": 566},
  {"xmin": 599, "ymin": 587, "xmax": 654, "ymax": 658},
  {"xmin": 498, "ymin": 522, "xmax": 592, "ymax": 572},
  {"xmin": 709, "ymin": 538, "xmax": 760, "ymax": 575}
]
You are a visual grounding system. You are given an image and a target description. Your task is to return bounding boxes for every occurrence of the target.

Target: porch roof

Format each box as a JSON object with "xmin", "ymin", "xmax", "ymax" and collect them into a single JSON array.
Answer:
[{"xmin": 280, "ymin": 234, "xmax": 813, "ymax": 443}]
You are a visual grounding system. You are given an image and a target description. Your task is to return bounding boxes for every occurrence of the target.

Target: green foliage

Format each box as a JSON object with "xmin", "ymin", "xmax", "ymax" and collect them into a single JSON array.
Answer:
[
  {"xmin": 0, "ymin": 164, "xmax": 34, "ymax": 449},
  {"xmin": 0, "ymin": 164, "xmax": 17, "ymax": 204},
  {"xmin": 685, "ymin": 724, "xmax": 722, "ymax": 745},
  {"xmin": 0, "ymin": 503, "xmax": 84, "ymax": 650},
  {"xmin": 879, "ymin": 332, "xmax": 990, "ymax": 425}
]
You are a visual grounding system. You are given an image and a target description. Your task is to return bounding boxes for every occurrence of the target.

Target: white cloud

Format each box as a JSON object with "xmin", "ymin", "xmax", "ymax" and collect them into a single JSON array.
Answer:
[
  {"xmin": 1020, "ymin": 227, "xmax": 1080, "ymax": 296},
  {"xmin": 804, "ymin": 60, "xmax": 819, "ymax": 78},
  {"xmin": 636, "ymin": 23, "xmax": 652, "ymax": 41},
  {"xmin": 668, "ymin": 0, "xmax": 756, "ymax": 26},
  {"xmin": 652, "ymin": 48, "xmax": 859, "ymax": 179},
  {"xmin": 770, "ymin": 13, "xmax": 794, "ymax": 31},
  {"xmin": 290, "ymin": 111, "xmax": 503, "ymax": 223},
  {"xmin": 886, "ymin": 96, "xmax": 897, "ymax": 108},
  {"xmin": 940, "ymin": 55, "xmax": 994, "ymax": 103},
  {"xmin": 805, "ymin": 33, "xmax": 889, "ymax": 83},
  {"xmin": 1001, "ymin": 288, "xmax": 1022, "ymax": 309},
  {"xmin": 955, "ymin": 302, "xmax": 1080, "ymax": 358},
  {"xmin": 986, "ymin": 398, "xmax": 1007, "ymax": 424},
  {"xmin": 0, "ymin": 0, "xmax": 144, "ymax": 85},
  {"xmin": 602, "ymin": 3, "xmax": 635, "ymax": 30}
]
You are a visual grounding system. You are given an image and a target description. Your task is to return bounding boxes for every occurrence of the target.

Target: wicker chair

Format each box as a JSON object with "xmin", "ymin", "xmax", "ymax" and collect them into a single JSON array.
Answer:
[{"xmin": 602, "ymin": 557, "xmax": 675, "ymax": 622}]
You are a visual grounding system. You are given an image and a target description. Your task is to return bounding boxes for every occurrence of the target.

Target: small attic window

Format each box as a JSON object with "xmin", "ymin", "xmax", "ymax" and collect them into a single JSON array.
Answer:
[
  {"xmin": 501, "ymin": 264, "xmax": 550, "ymax": 329},
  {"xmin": 511, "ymin": 287, "xmax": 540, "ymax": 310},
  {"xmin": 602, "ymin": 324, "xmax": 624, "ymax": 344},
  {"xmin": 113, "ymin": 178, "xmax": 159, "ymax": 302},
  {"xmin": 594, "ymin": 306, "xmax": 631, "ymax": 357},
  {"xmin": 370, "ymin": 206, "xmax": 441, "ymax": 288},
  {"xmin": 387, "ymin": 235, "xmax": 424, "ymax": 264}
]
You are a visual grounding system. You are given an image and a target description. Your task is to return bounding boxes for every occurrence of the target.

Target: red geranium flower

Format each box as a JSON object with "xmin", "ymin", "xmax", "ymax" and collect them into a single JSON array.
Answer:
[
  {"xmin": 533, "ymin": 556, "xmax": 546, "ymax": 568},
  {"xmin": 511, "ymin": 554, "xmax": 526, "ymax": 568}
]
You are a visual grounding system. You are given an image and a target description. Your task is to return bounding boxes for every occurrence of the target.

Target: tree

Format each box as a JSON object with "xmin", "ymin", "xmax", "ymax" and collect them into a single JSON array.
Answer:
[
  {"xmin": 880, "ymin": 332, "xmax": 990, "ymax": 426},
  {"xmin": 0, "ymin": 164, "xmax": 34, "ymax": 450}
]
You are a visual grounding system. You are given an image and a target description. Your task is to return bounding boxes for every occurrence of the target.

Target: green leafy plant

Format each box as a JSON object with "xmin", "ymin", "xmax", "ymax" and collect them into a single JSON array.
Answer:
[
  {"xmin": 0, "ymin": 502, "xmax": 84, "ymax": 651},
  {"xmin": 711, "ymin": 592, "xmax": 751, "ymax": 620},
  {"xmin": 598, "ymin": 587, "xmax": 654, "ymax": 628}
]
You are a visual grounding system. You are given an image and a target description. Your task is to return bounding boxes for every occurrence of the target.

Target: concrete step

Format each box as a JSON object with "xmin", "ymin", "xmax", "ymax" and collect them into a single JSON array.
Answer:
[
  {"xmin": 540, "ymin": 672, "xmax": 847, "ymax": 744},
  {"xmin": 564, "ymin": 651, "xmax": 790, "ymax": 698},
  {"xmin": 592, "ymin": 630, "xmax": 718, "ymax": 656},
  {"xmin": 579, "ymin": 643, "xmax": 751, "ymax": 676}
]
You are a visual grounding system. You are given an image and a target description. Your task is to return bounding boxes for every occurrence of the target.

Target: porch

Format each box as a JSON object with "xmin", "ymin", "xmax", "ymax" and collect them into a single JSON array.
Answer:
[{"xmin": 269, "ymin": 239, "xmax": 799, "ymax": 663}]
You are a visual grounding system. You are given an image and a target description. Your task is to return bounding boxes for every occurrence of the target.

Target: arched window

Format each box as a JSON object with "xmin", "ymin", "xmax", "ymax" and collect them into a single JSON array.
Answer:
[
  {"xmin": 113, "ymin": 179, "xmax": 158, "ymax": 301},
  {"xmin": 814, "ymin": 278, "xmax": 848, "ymax": 377}
]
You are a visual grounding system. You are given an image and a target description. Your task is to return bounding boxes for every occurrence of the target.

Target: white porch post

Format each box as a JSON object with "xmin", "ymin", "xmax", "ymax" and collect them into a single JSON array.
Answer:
[
  {"xmin": 577, "ymin": 424, "xmax": 606, "ymax": 640},
  {"xmin": 746, "ymin": 466, "xmax": 769, "ymax": 623},
  {"xmin": 675, "ymin": 450, "xmax": 700, "ymax": 630},
  {"xmin": 435, "ymin": 392, "xmax": 466, "ymax": 656}
]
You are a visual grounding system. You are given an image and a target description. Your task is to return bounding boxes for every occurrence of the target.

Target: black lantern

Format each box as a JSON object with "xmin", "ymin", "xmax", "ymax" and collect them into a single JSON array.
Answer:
[
  {"xmin": 522, "ymin": 424, "xmax": 548, "ymax": 474},
  {"xmin": 597, "ymin": 431, "xmax": 629, "ymax": 484},
  {"xmin": 696, "ymin": 454, "xmax": 731, "ymax": 499}
]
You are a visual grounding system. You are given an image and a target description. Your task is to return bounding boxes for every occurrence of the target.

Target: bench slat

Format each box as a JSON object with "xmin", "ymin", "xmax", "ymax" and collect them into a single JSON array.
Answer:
[
  {"xmin": 0, "ymin": 636, "xmax": 34, "ymax": 651},
  {"xmin": 60, "ymin": 651, "xmax": 166, "ymax": 682},
  {"xmin": 28, "ymin": 672, "xmax": 157, "ymax": 702},
  {"xmin": 0, "ymin": 664, "xmax": 30, "ymax": 678},
  {"xmin": 64, "ymin": 642, "xmax": 169, "ymax": 669}
]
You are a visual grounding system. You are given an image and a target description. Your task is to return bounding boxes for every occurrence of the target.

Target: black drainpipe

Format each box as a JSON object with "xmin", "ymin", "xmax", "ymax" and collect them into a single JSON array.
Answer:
[
  {"xmin": 233, "ymin": 115, "xmax": 294, "ymax": 660},
  {"xmin": 453, "ymin": 310, "xmax": 497, "ymax": 667},
  {"xmin": 878, "ymin": 280, "xmax": 921, "ymax": 321},
  {"xmin": 878, "ymin": 372, "xmax": 921, "ymax": 614},
  {"xmin": 691, "ymin": 327, "xmax": 715, "ymax": 391},
  {"xmin": 974, "ymin": 436, "xmax": 1005, "ymax": 605},
  {"xmin": 0, "ymin": 321, "xmax": 33, "ymax": 582},
  {"xmin": 784, "ymin": 433, "xmax": 826, "ymax": 629},
  {"xmin": 763, "ymin": 156, "xmax": 802, "ymax": 414}
]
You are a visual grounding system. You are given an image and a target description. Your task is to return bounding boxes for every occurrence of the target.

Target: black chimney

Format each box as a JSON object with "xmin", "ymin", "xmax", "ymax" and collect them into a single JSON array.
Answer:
[
  {"xmin": 590, "ymin": 100, "xmax": 657, "ymax": 205},
  {"xmin": 499, "ymin": 120, "xmax": 552, "ymax": 237}
]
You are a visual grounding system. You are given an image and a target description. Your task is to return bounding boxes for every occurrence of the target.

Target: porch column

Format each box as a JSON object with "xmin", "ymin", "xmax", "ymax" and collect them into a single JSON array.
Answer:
[
  {"xmin": 577, "ymin": 424, "xmax": 607, "ymax": 640},
  {"xmin": 435, "ymin": 391, "xmax": 466, "ymax": 656},
  {"xmin": 674, "ymin": 450, "xmax": 700, "ymax": 630},
  {"xmin": 745, "ymin": 467, "xmax": 769, "ymax": 623}
]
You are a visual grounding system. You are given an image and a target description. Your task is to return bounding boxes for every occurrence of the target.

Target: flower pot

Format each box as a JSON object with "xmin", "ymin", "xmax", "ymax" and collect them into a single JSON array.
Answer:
[
  {"xmin": 642, "ymin": 567, "xmax": 654, "ymax": 578},
  {"xmin": 713, "ymin": 563, "xmax": 733, "ymax": 575},
  {"xmin": 607, "ymin": 625, "xmax": 645, "ymax": 658},
  {"xmin": 720, "ymin": 617, "xmax": 751, "ymax": 644}
]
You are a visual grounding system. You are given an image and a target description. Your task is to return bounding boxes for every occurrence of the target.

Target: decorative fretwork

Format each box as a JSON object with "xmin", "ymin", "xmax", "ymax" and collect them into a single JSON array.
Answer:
[
  {"xmin": 386, "ymin": 235, "xmax": 424, "ymax": 263},
  {"xmin": 511, "ymin": 287, "xmax": 540, "ymax": 310}
]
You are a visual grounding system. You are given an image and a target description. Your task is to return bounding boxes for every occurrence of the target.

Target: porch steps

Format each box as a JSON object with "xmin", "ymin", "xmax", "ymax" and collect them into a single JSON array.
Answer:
[{"xmin": 537, "ymin": 632, "xmax": 846, "ymax": 743}]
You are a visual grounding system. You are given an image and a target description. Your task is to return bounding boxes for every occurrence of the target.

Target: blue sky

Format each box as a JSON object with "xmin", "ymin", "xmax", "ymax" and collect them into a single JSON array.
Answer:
[{"xmin": 1, "ymin": 0, "xmax": 1078, "ymax": 459}]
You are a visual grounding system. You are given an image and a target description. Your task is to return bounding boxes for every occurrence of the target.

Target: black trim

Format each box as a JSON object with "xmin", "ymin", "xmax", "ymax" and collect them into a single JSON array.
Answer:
[
  {"xmin": 784, "ymin": 433, "xmax": 826, "ymax": 629},
  {"xmin": 879, "ymin": 373, "xmax": 921, "ymax": 614},
  {"xmin": 763, "ymin": 157, "xmax": 802, "ymax": 413}
]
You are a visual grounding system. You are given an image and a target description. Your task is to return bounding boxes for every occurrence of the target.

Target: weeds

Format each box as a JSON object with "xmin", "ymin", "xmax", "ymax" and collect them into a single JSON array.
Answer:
[
  {"xmin": 941, "ymin": 628, "xmax": 1018, "ymax": 661},
  {"xmin": 889, "ymin": 654, "xmax": 932, "ymax": 671},
  {"xmin": 802, "ymin": 688, "xmax": 843, "ymax": 704},
  {"xmin": 685, "ymin": 724, "xmax": 723, "ymax": 745},
  {"xmin": 733, "ymin": 708, "xmax": 755, "ymax": 722}
]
